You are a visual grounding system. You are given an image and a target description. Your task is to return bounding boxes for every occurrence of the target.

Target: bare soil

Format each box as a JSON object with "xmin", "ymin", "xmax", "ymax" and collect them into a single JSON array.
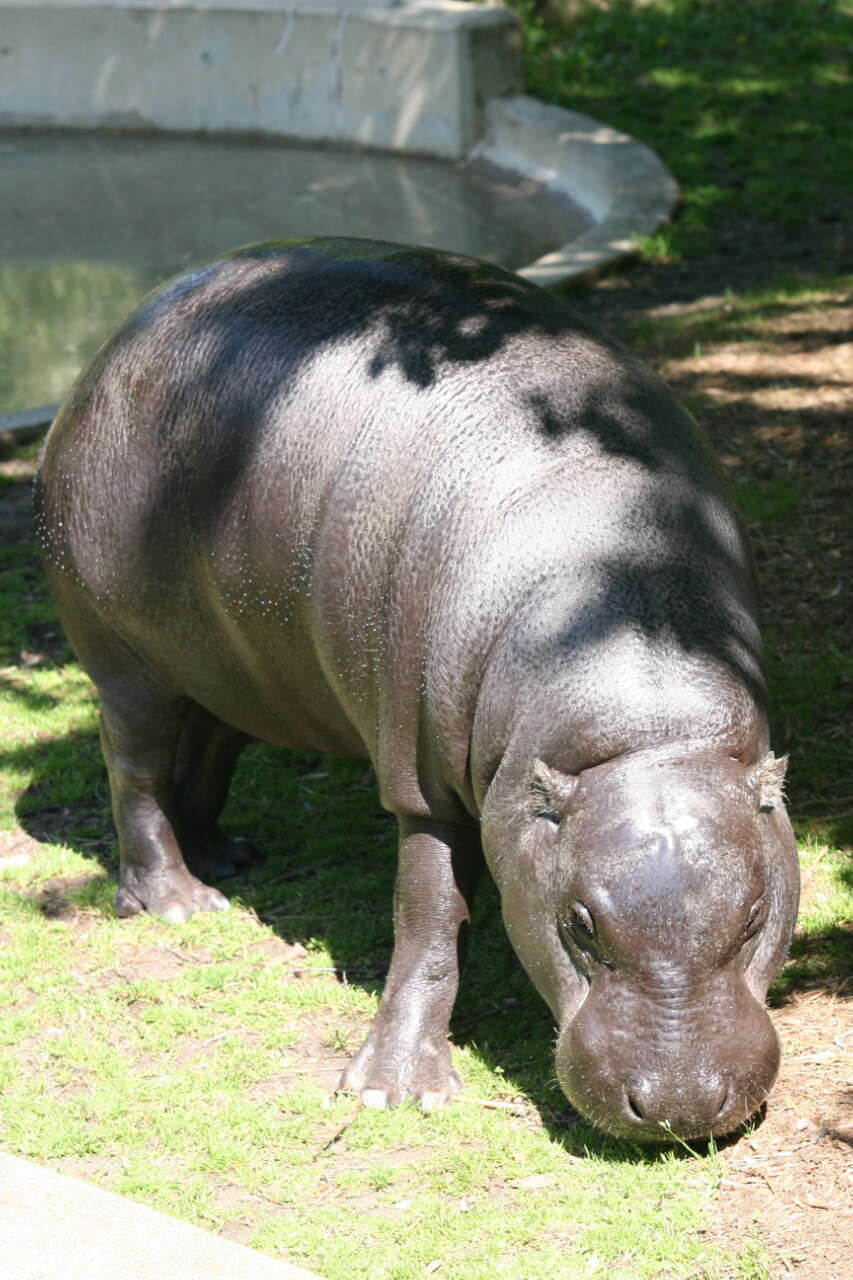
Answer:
[{"xmin": 712, "ymin": 993, "xmax": 852, "ymax": 1278}]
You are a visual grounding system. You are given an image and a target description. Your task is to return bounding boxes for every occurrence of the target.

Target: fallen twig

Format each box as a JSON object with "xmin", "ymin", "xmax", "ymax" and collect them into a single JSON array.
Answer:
[
  {"xmin": 458, "ymin": 1097, "xmax": 530, "ymax": 1117},
  {"xmin": 202, "ymin": 1028, "xmax": 265, "ymax": 1046},
  {"xmin": 313, "ymin": 1102, "xmax": 361, "ymax": 1159}
]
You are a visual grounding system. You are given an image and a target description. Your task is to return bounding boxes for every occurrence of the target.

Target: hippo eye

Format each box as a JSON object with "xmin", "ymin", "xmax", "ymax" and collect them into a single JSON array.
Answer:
[
  {"xmin": 568, "ymin": 901, "xmax": 596, "ymax": 945},
  {"xmin": 559, "ymin": 901, "xmax": 608, "ymax": 967},
  {"xmin": 744, "ymin": 895, "xmax": 765, "ymax": 939}
]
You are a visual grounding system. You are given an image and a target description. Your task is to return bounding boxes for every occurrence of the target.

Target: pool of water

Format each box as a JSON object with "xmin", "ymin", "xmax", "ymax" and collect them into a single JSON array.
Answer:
[{"xmin": 0, "ymin": 133, "xmax": 591, "ymax": 412}]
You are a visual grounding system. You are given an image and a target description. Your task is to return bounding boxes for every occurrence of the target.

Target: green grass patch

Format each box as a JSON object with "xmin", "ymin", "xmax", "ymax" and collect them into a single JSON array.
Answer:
[
  {"xmin": 0, "ymin": 812, "xmax": 749, "ymax": 1279},
  {"xmin": 607, "ymin": 271, "xmax": 853, "ymax": 861},
  {"xmin": 512, "ymin": 0, "xmax": 853, "ymax": 257},
  {"xmin": 734, "ymin": 476, "xmax": 800, "ymax": 525},
  {"xmin": 770, "ymin": 835, "xmax": 853, "ymax": 1002}
]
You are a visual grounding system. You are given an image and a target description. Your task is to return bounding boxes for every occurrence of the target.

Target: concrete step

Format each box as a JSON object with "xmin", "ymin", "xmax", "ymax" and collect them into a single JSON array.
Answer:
[{"xmin": 0, "ymin": 1152, "xmax": 325, "ymax": 1280}]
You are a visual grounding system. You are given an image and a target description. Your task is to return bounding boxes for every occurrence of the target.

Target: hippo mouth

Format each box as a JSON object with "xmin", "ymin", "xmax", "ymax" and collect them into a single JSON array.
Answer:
[
  {"xmin": 557, "ymin": 1051, "xmax": 776, "ymax": 1144},
  {"xmin": 554, "ymin": 977, "xmax": 781, "ymax": 1143}
]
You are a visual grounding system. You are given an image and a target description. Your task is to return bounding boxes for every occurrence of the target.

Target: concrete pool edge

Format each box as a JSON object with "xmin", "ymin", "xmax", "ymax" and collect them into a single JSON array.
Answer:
[
  {"xmin": 0, "ymin": 1, "xmax": 525, "ymax": 160},
  {"xmin": 1, "ymin": 0, "xmax": 679, "ymax": 266},
  {"xmin": 0, "ymin": 404, "xmax": 60, "ymax": 445},
  {"xmin": 475, "ymin": 94, "xmax": 679, "ymax": 288},
  {"xmin": 0, "ymin": 100, "xmax": 677, "ymax": 438}
]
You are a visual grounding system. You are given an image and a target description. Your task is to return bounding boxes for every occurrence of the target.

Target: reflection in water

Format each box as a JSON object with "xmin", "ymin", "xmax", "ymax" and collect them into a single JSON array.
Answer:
[
  {"xmin": 0, "ymin": 133, "xmax": 591, "ymax": 412},
  {"xmin": 0, "ymin": 264, "xmax": 145, "ymax": 413}
]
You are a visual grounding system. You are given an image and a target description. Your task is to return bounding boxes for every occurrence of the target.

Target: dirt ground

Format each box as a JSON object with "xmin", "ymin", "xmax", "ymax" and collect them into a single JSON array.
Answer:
[
  {"xmin": 712, "ymin": 991, "xmax": 852, "ymax": 1277},
  {"xmin": 1, "ymin": 231, "xmax": 851, "ymax": 1277}
]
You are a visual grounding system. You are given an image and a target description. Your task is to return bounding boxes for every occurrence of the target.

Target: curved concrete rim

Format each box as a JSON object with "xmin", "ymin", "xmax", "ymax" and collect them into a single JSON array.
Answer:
[
  {"xmin": 478, "ymin": 95, "xmax": 679, "ymax": 289},
  {"xmin": 0, "ymin": 96, "xmax": 677, "ymax": 435}
]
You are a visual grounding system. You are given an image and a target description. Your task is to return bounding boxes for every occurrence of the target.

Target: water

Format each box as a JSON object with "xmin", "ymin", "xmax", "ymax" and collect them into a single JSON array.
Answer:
[{"xmin": 0, "ymin": 133, "xmax": 591, "ymax": 412}]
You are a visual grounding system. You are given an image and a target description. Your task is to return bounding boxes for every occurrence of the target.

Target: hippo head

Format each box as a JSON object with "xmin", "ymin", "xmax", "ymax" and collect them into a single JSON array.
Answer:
[{"xmin": 481, "ymin": 748, "xmax": 800, "ymax": 1142}]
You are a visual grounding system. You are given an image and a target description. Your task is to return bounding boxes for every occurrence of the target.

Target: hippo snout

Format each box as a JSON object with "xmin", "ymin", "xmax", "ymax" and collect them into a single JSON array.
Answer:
[
  {"xmin": 621, "ymin": 1073, "xmax": 736, "ymax": 1133},
  {"xmin": 555, "ymin": 969, "xmax": 781, "ymax": 1142}
]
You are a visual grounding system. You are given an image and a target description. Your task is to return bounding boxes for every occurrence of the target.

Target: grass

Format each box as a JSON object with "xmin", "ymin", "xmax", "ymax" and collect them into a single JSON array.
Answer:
[
  {"xmin": 0, "ymin": 528, "xmax": 764, "ymax": 1277},
  {"xmin": 611, "ymin": 273, "xmax": 853, "ymax": 847},
  {"xmin": 517, "ymin": 4, "xmax": 853, "ymax": 871},
  {"xmin": 512, "ymin": 0, "xmax": 853, "ymax": 260},
  {"xmin": 771, "ymin": 835, "xmax": 853, "ymax": 1001}
]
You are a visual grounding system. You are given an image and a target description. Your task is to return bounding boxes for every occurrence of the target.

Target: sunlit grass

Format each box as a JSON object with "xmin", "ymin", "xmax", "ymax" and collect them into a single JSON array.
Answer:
[{"xmin": 0, "ymin": 796, "xmax": 747, "ymax": 1278}]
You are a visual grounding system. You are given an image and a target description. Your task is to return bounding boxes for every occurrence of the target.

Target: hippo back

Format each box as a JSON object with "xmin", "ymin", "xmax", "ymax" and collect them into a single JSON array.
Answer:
[{"xmin": 35, "ymin": 239, "xmax": 761, "ymax": 822}]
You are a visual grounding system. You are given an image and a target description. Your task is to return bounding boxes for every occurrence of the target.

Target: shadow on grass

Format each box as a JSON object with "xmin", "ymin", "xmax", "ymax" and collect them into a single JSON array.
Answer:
[
  {"xmin": 769, "ymin": 925, "xmax": 853, "ymax": 1006},
  {"xmin": 609, "ymin": 281, "xmax": 853, "ymax": 851},
  {"xmin": 0, "ymin": 695, "xmax": 691, "ymax": 1162}
]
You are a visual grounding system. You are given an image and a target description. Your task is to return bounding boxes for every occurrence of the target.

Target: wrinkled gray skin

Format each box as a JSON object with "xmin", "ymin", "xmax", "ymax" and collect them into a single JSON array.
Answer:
[{"xmin": 35, "ymin": 239, "xmax": 800, "ymax": 1141}]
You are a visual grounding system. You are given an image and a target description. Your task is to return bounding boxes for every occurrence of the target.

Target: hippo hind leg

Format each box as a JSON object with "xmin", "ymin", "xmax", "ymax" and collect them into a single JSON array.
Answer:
[
  {"xmin": 173, "ymin": 705, "xmax": 260, "ymax": 880},
  {"xmin": 98, "ymin": 685, "xmax": 231, "ymax": 922}
]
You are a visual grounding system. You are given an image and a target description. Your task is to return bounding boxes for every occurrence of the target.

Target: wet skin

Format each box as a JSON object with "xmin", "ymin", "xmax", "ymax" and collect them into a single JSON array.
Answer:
[{"xmin": 34, "ymin": 238, "xmax": 800, "ymax": 1140}]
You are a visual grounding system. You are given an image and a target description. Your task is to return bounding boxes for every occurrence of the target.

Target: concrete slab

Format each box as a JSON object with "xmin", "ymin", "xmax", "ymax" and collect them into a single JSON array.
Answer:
[
  {"xmin": 0, "ymin": 1, "xmax": 522, "ymax": 158},
  {"xmin": 476, "ymin": 95, "xmax": 680, "ymax": 287},
  {"xmin": 37, "ymin": 0, "xmax": 398, "ymax": 9},
  {"xmin": 0, "ymin": 405, "xmax": 58, "ymax": 446},
  {"xmin": 0, "ymin": 1151, "xmax": 324, "ymax": 1280}
]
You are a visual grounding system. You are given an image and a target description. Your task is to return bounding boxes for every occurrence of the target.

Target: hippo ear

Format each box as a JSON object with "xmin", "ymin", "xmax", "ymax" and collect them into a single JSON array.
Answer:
[
  {"xmin": 529, "ymin": 759, "xmax": 578, "ymax": 822},
  {"xmin": 755, "ymin": 752, "xmax": 788, "ymax": 811}
]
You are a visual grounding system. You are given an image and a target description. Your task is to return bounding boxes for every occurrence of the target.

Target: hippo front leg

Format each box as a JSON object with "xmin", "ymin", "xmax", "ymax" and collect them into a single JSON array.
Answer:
[{"xmin": 338, "ymin": 817, "xmax": 483, "ymax": 1110}]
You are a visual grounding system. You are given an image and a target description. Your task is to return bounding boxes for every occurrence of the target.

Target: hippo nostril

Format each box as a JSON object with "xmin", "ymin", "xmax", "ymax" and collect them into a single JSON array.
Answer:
[
  {"xmin": 623, "ymin": 1089, "xmax": 646, "ymax": 1123},
  {"xmin": 620, "ymin": 1078, "xmax": 734, "ymax": 1130}
]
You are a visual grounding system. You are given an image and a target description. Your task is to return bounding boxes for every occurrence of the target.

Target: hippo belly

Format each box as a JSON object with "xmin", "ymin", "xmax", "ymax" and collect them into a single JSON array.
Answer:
[{"xmin": 35, "ymin": 238, "xmax": 799, "ymax": 1138}]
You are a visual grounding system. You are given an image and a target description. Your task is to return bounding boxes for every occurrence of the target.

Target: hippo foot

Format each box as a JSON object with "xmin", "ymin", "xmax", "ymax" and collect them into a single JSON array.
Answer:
[
  {"xmin": 336, "ymin": 1025, "xmax": 462, "ymax": 1111},
  {"xmin": 116, "ymin": 867, "xmax": 231, "ymax": 922},
  {"xmin": 183, "ymin": 826, "xmax": 260, "ymax": 880}
]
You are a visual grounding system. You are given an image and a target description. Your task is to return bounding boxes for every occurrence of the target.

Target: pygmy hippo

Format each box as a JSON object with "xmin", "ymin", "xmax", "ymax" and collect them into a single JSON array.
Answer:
[{"xmin": 35, "ymin": 238, "xmax": 800, "ymax": 1142}]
